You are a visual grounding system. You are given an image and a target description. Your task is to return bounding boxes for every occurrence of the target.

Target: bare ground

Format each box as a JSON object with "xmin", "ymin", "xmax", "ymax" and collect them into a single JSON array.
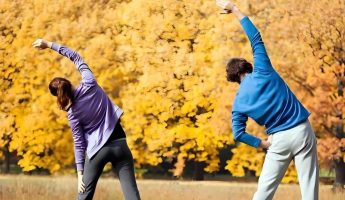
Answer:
[{"xmin": 0, "ymin": 175, "xmax": 344, "ymax": 200}]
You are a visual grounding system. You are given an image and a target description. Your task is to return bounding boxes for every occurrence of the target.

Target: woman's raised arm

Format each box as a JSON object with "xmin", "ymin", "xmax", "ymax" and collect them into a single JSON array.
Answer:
[{"xmin": 32, "ymin": 39, "xmax": 96, "ymax": 84}]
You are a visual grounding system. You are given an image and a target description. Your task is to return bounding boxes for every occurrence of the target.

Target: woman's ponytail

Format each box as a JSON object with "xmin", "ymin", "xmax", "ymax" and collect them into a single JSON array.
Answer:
[{"xmin": 49, "ymin": 77, "xmax": 74, "ymax": 110}]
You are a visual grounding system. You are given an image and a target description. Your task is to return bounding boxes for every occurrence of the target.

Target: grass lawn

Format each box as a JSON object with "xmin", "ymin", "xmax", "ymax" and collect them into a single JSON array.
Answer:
[{"xmin": 0, "ymin": 175, "xmax": 344, "ymax": 200}]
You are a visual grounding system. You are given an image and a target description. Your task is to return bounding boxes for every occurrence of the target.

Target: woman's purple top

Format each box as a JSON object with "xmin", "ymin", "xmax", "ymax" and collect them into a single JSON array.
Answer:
[{"xmin": 51, "ymin": 43, "xmax": 123, "ymax": 171}]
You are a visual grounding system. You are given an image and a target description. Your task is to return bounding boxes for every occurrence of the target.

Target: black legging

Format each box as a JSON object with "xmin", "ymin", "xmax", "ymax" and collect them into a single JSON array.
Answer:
[{"xmin": 77, "ymin": 122, "xmax": 141, "ymax": 200}]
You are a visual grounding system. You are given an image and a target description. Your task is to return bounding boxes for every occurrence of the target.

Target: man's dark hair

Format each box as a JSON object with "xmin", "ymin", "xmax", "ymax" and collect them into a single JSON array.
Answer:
[{"xmin": 226, "ymin": 58, "xmax": 253, "ymax": 84}]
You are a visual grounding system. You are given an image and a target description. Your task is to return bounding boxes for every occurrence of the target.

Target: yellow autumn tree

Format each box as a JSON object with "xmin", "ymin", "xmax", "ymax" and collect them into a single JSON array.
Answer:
[
  {"xmin": 1, "ymin": 0, "xmax": 237, "ymax": 175},
  {"xmin": 290, "ymin": 0, "xmax": 345, "ymax": 186},
  {"xmin": 117, "ymin": 0, "xmax": 236, "ymax": 174},
  {"xmin": 1, "ymin": 0, "xmax": 342, "ymax": 185},
  {"xmin": 0, "ymin": 0, "xmax": 131, "ymax": 173}
]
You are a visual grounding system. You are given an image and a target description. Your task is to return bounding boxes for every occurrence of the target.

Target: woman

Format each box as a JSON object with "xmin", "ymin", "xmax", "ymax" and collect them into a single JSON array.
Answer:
[
  {"xmin": 215, "ymin": 1, "xmax": 318, "ymax": 200},
  {"xmin": 32, "ymin": 39, "xmax": 141, "ymax": 200}
]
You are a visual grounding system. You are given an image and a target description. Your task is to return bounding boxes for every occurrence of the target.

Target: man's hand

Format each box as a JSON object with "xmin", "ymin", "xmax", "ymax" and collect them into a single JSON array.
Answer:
[
  {"xmin": 216, "ymin": 0, "xmax": 236, "ymax": 12},
  {"xmin": 260, "ymin": 135, "xmax": 272, "ymax": 149},
  {"xmin": 32, "ymin": 39, "xmax": 52, "ymax": 49},
  {"xmin": 77, "ymin": 171, "xmax": 86, "ymax": 193},
  {"xmin": 216, "ymin": 0, "xmax": 245, "ymax": 19}
]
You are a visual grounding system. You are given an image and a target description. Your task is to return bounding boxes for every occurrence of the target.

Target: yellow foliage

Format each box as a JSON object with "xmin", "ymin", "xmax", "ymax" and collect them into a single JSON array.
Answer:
[
  {"xmin": 0, "ymin": 0, "xmax": 343, "ymax": 181},
  {"xmin": 225, "ymin": 144, "xmax": 265, "ymax": 177}
]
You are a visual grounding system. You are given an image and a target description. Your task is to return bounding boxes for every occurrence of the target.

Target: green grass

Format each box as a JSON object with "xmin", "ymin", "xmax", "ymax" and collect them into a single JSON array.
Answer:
[
  {"xmin": 0, "ymin": 175, "xmax": 344, "ymax": 200},
  {"xmin": 319, "ymin": 169, "xmax": 335, "ymax": 178}
]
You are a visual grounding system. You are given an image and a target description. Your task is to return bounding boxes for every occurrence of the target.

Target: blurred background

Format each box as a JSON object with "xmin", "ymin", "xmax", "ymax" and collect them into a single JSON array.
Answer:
[{"xmin": 0, "ymin": 0, "xmax": 344, "ymax": 199}]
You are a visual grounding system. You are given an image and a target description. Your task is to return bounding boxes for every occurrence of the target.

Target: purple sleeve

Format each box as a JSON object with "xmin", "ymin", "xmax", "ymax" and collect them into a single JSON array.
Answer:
[
  {"xmin": 51, "ymin": 43, "xmax": 96, "ymax": 85},
  {"xmin": 68, "ymin": 113, "xmax": 86, "ymax": 171}
]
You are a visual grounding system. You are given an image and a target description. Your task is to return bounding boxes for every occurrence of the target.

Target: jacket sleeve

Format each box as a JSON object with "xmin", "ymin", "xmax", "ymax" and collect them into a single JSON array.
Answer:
[
  {"xmin": 240, "ymin": 17, "xmax": 274, "ymax": 72},
  {"xmin": 68, "ymin": 113, "xmax": 86, "ymax": 171},
  {"xmin": 232, "ymin": 111, "xmax": 261, "ymax": 148},
  {"xmin": 51, "ymin": 43, "xmax": 96, "ymax": 85}
]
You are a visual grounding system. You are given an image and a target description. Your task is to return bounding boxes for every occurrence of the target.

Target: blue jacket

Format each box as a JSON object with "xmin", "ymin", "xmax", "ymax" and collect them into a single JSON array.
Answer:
[{"xmin": 231, "ymin": 17, "xmax": 310, "ymax": 148}]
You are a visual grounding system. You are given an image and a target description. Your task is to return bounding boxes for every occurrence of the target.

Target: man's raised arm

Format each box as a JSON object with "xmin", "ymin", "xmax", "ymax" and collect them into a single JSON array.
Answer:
[{"xmin": 216, "ymin": 0, "xmax": 274, "ymax": 72}]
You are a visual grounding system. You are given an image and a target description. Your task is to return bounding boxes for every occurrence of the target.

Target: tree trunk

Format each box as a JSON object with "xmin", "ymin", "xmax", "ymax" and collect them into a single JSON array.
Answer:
[
  {"xmin": 334, "ymin": 79, "xmax": 345, "ymax": 188},
  {"xmin": 193, "ymin": 161, "xmax": 205, "ymax": 181},
  {"xmin": 3, "ymin": 143, "xmax": 10, "ymax": 173},
  {"xmin": 334, "ymin": 160, "xmax": 345, "ymax": 188},
  {"xmin": 334, "ymin": 120, "xmax": 345, "ymax": 188}
]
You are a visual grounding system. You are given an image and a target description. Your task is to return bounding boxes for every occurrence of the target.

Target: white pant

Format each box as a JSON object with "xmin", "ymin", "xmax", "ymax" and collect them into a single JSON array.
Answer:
[{"xmin": 253, "ymin": 121, "xmax": 319, "ymax": 200}]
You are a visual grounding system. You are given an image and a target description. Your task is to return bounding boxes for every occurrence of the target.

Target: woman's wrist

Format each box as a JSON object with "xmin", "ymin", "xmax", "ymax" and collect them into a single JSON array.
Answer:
[
  {"xmin": 77, "ymin": 170, "xmax": 83, "ymax": 176},
  {"xmin": 47, "ymin": 41, "xmax": 53, "ymax": 49}
]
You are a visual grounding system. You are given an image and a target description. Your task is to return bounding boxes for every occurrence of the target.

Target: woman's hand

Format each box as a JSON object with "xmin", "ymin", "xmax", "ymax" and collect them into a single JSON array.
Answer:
[
  {"xmin": 260, "ymin": 135, "xmax": 272, "ymax": 149},
  {"xmin": 32, "ymin": 39, "xmax": 52, "ymax": 49},
  {"xmin": 77, "ymin": 171, "xmax": 86, "ymax": 193},
  {"xmin": 216, "ymin": 0, "xmax": 236, "ymax": 12}
]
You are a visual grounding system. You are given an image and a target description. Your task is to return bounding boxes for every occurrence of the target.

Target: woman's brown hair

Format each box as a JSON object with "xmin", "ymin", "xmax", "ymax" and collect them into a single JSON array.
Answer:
[{"xmin": 49, "ymin": 77, "xmax": 74, "ymax": 110}]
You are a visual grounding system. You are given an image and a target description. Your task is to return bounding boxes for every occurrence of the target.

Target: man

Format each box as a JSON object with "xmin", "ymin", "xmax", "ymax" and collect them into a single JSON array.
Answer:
[{"xmin": 215, "ymin": 1, "xmax": 319, "ymax": 199}]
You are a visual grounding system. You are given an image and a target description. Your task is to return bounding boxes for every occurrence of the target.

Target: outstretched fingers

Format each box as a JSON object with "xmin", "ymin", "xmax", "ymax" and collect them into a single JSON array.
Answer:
[
  {"xmin": 32, "ymin": 39, "xmax": 42, "ymax": 49},
  {"xmin": 32, "ymin": 39, "xmax": 49, "ymax": 49},
  {"xmin": 216, "ymin": 0, "xmax": 229, "ymax": 9}
]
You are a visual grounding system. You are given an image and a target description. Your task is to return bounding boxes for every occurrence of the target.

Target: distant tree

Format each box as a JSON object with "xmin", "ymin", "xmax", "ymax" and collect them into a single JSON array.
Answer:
[{"xmin": 1, "ymin": 0, "xmax": 342, "ymax": 185}]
